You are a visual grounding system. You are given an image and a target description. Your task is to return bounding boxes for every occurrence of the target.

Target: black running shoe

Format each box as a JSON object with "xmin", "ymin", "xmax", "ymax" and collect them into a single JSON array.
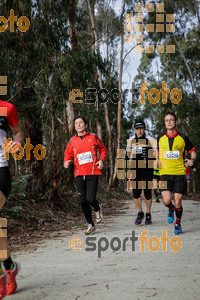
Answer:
[
  {"xmin": 135, "ymin": 211, "xmax": 144, "ymax": 225},
  {"xmin": 145, "ymin": 214, "xmax": 152, "ymax": 225}
]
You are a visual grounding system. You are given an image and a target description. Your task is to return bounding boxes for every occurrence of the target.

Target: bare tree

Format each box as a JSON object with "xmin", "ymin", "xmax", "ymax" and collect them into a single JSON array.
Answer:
[
  {"xmin": 87, "ymin": 0, "xmax": 102, "ymax": 139},
  {"xmin": 112, "ymin": 0, "xmax": 126, "ymax": 184},
  {"xmin": 174, "ymin": 36, "xmax": 200, "ymax": 107},
  {"xmin": 66, "ymin": 0, "xmax": 76, "ymax": 136}
]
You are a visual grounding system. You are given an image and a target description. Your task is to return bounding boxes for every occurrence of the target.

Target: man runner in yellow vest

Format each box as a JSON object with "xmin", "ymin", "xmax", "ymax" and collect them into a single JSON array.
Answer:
[{"xmin": 157, "ymin": 112, "xmax": 196, "ymax": 234}]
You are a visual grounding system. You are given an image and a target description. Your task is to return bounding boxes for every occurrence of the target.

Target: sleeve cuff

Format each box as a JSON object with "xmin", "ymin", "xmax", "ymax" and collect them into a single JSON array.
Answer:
[{"xmin": 188, "ymin": 147, "xmax": 195, "ymax": 153}]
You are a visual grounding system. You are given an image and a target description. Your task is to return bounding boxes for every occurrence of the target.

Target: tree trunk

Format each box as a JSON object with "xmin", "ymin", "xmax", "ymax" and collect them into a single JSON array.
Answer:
[
  {"xmin": 22, "ymin": 87, "xmax": 44, "ymax": 194},
  {"xmin": 105, "ymin": 103, "xmax": 113, "ymax": 189},
  {"xmin": 105, "ymin": 27, "xmax": 114, "ymax": 189},
  {"xmin": 90, "ymin": 0, "xmax": 96, "ymax": 53},
  {"xmin": 87, "ymin": 0, "xmax": 102, "ymax": 139},
  {"xmin": 63, "ymin": 104, "xmax": 68, "ymax": 138},
  {"xmin": 66, "ymin": 0, "xmax": 76, "ymax": 137},
  {"xmin": 50, "ymin": 96, "xmax": 59, "ymax": 204},
  {"xmin": 69, "ymin": 0, "xmax": 77, "ymax": 51},
  {"xmin": 66, "ymin": 101, "xmax": 75, "ymax": 136},
  {"xmin": 112, "ymin": 0, "xmax": 126, "ymax": 184},
  {"xmin": 194, "ymin": 0, "xmax": 200, "ymax": 29}
]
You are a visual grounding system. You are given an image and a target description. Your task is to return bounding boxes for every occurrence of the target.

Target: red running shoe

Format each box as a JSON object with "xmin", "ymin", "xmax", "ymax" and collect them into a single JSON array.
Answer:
[
  {"xmin": 0, "ymin": 273, "xmax": 6, "ymax": 300},
  {"xmin": 5, "ymin": 262, "xmax": 21, "ymax": 295}
]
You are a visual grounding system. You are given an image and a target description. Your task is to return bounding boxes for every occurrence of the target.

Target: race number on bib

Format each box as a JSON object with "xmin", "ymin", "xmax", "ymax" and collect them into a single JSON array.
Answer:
[
  {"xmin": 164, "ymin": 151, "xmax": 180, "ymax": 159},
  {"xmin": 77, "ymin": 151, "xmax": 93, "ymax": 165},
  {"xmin": 133, "ymin": 146, "xmax": 143, "ymax": 154}
]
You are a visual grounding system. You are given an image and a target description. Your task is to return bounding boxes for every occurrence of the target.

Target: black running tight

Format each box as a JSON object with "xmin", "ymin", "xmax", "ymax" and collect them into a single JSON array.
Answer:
[{"xmin": 75, "ymin": 175, "xmax": 100, "ymax": 225}]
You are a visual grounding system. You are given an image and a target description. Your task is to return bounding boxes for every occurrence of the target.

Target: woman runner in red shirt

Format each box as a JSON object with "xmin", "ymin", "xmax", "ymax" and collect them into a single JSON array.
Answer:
[{"xmin": 64, "ymin": 116, "xmax": 107, "ymax": 234}]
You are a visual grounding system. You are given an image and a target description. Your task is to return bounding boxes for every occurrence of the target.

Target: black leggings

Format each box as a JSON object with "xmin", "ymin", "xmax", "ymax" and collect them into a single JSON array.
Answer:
[
  {"xmin": 0, "ymin": 167, "xmax": 11, "ymax": 198},
  {"xmin": 132, "ymin": 171, "xmax": 153, "ymax": 200},
  {"xmin": 75, "ymin": 175, "xmax": 100, "ymax": 225}
]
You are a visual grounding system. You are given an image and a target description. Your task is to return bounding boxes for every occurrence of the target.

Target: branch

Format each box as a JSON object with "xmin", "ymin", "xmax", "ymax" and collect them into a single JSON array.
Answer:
[
  {"xmin": 174, "ymin": 35, "xmax": 200, "ymax": 106},
  {"xmin": 31, "ymin": 67, "xmax": 48, "ymax": 85},
  {"xmin": 57, "ymin": 117, "xmax": 64, "ymax": 125},
  {"xmin": 7, "ymin": 88, "xmax": 22, "ymax": 102},
  {"xmin": 122, "ymin": 45, "xmax": 136, "ymax": 64}
]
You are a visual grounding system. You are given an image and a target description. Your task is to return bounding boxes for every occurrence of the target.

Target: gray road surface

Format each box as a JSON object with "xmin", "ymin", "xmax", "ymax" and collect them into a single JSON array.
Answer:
[{"xmin": 10, "ymin": 199, "xmax": 200, "ymax": 300}]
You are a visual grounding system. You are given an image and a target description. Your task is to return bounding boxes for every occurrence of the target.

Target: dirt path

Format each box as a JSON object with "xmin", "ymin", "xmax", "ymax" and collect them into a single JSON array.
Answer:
[{"xmin": 10, "ymin": 198, "xmax": 200, "ymax": 300}]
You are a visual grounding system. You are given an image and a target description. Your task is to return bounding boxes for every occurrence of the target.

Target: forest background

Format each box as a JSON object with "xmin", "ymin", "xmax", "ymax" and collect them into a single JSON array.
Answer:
[{"xmin": 0, "ymin": 0, "xmax": 199, "ymax": 244}]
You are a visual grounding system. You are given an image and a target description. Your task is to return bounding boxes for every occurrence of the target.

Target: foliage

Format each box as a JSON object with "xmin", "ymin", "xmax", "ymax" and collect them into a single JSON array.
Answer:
[
  {"xmin": 0, "ymin": 0, "xmax": 199, "ymax": 215},
  {"xmin": 8, "ymin": 173, "xmax": 33, "ymax": 200},
  {"xmin": 128, "ymin": 0, "xmax": 200, "ymax": 190}
]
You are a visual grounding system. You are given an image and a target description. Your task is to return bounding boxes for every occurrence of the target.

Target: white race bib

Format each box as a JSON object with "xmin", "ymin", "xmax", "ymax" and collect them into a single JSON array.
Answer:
[
  {"xmin": 133, "ymin": 146, "xmax": 143, "ymax": 154},
  {"xmin": 164, "ymin": 151, "xmax": 180, "ymax": 159},
  {"xmin": 77, "ymin": 151, "xmax": 93, "ymax": 165}
]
